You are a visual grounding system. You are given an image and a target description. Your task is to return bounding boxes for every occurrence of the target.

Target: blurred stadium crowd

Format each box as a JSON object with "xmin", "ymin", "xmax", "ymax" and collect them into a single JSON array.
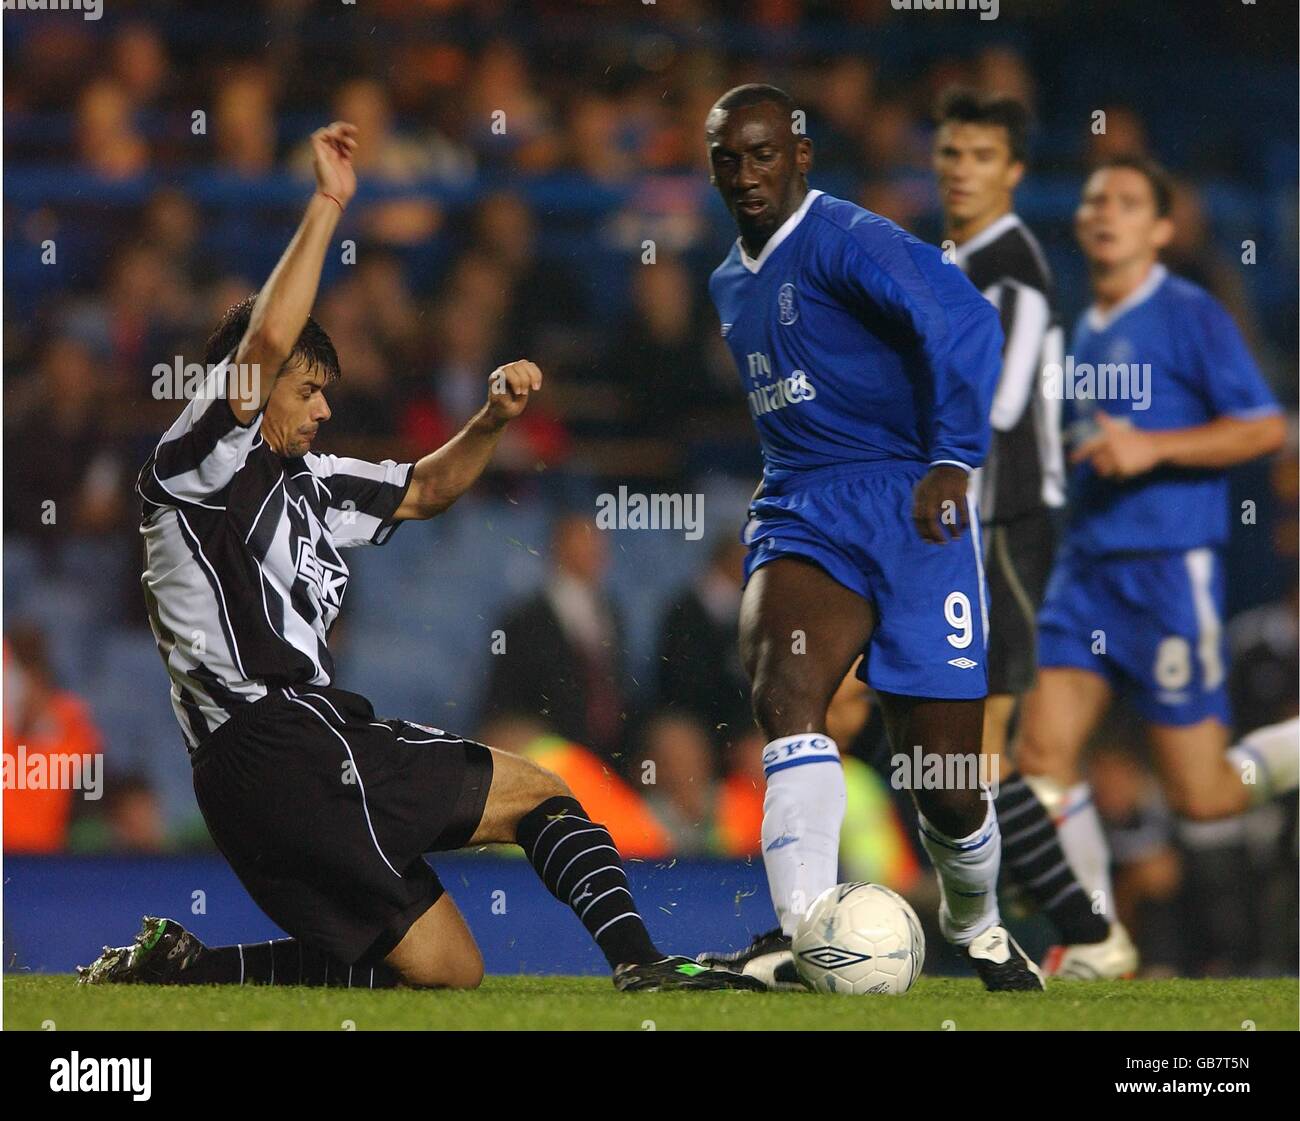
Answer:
[{"xmin": 3, "ymin": 0, "xmax": 1296, "ymax": 976}]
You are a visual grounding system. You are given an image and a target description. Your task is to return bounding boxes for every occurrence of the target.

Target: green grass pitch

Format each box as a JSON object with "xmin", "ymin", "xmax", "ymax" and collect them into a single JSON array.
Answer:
[{"xmin": 5, "ymin": 975, "xmax": 1295, "ymax": 1031}]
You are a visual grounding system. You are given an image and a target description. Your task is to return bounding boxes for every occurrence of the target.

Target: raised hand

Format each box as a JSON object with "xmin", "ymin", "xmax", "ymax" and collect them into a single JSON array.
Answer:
[{"xmin": 310, "ymin": 121, "xmax": 358, "ymax": 209}]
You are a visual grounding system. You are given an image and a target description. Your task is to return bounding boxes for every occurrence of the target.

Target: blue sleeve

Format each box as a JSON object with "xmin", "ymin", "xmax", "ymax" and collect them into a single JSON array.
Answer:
[
  {"xmin": 830, "ymin": 230, "xmax": 1003, "ymax": 471},
  {"xmin": 1189, "ymin": 295, "xmax": 1279, "ymax": 419}
]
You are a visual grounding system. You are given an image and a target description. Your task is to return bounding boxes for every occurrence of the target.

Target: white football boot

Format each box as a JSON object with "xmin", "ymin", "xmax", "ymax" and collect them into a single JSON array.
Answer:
[{"xmin": 1042, "ymin": 920, "xmax": 1138, "ymax": 980}]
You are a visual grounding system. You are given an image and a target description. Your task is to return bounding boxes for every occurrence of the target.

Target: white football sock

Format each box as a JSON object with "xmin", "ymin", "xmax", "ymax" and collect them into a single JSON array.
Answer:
[
  {"xmin": 760, "ymin": 734, "xmax": 846, "ymax": 936},
  {"xmin": 1227, "ymin": 718, "xmax": 1299, "ymax": 808},
  {"xmin": 917, "ymin": 792, "xmax": 1002, "ymax": 946},
  {"xmin": 1025, "ymin": 776, "xmax": 1115, "ymax": 922}
]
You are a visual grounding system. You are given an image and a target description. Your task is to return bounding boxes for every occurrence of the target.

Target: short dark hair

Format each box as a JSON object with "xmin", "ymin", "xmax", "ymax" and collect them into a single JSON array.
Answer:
[
  {"xmin": 935, "ymin": 86, "xmax": 1030, "ymax": 164},
  {"xmin": 1090, "ymin": 154, "xmax": 1174, "ymax": 219},
  {"xmin": 710, "ymin": 83, "xmax": 798, "ymax": 122},
  {"xmin": 202, "ymin": 294, "xmax": 341, "ymax": 381}
]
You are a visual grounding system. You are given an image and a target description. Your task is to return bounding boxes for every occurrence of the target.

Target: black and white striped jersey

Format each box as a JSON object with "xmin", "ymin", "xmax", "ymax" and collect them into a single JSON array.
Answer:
[
  {"xmin": 952, "ymin": 213, "xmax": 1065, "ymax": 523},
  {"xmin": 136, "ymin": 353, "xmax": 413, "ymax": 751}
]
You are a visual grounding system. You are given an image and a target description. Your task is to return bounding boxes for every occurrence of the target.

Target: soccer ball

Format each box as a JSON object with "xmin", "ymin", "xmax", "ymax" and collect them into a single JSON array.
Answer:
[{"xmin": 792, "ymin": 882, "xmax": 925, "ymax": 995}]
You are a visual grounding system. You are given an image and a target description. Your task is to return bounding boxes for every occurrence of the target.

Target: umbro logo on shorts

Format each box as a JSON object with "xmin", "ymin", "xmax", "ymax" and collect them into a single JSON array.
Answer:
[{"xmin": 947, "ymin": 657, "xmax": 979, "ymax": 669}]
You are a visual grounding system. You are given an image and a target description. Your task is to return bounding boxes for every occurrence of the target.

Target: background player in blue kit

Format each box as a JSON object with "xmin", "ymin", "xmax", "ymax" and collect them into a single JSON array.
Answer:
[
  {"xmin": 932, "ymin": 90, "xmax": 1133, "ymax": 973},
  {"xmin": 693, "ymin": 85, "xmax": 1044, "ymax": 991},
  {"xmin": 1014, "ymin": 157, "xmax": 1298, "ymax": 979}
]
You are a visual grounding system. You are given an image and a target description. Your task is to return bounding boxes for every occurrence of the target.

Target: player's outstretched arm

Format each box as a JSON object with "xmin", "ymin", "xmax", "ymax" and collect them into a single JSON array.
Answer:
[
  {"xmin": 393, "ymin": 360, "xmax": 544, "ymax": 520},
  {"xmin": 228, "ymin": 121, "xmax": 358, "ymax": 425}
]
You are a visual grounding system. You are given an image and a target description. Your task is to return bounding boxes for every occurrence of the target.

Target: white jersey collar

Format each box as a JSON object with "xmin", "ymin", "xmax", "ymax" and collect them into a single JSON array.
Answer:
[
  {"xmin": 951, "ymin": 211, "xmax": 1021, "ymax": 269},
  {"xmin": 1086, "ymin": 263, "xmax": 1168, "ymax": 332},
  {"xmin": 738, "ymin": 189, "xmax": 823, "ymax": 274}
]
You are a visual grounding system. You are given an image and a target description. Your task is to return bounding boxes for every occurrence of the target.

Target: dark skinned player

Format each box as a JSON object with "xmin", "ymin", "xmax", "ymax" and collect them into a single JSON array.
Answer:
[{"xmin": 694, "ymin": 85, "xmax": 1043, "ymax": 991}]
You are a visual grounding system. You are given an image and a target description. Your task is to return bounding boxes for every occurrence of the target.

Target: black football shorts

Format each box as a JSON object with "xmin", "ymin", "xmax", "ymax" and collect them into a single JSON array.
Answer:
[
  {"xmin": 982, "ymin": 510, "xmax": 1057, "ymax": 696},
  {"xmin": 191, "ymin": 685, "xmax": 493, "ymax": 965}
]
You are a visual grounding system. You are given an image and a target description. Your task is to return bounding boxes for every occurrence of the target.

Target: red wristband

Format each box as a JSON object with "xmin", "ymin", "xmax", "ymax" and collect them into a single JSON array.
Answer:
[{"xmin": 318, "ymin": 191, "xmax": 344, "ymax": 213}]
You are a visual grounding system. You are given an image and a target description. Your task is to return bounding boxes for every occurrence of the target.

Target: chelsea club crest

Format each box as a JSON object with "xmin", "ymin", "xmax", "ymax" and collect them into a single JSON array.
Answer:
[{"xmin": 778, "ymin": 282, "xmax": 799, "ymax": 325}]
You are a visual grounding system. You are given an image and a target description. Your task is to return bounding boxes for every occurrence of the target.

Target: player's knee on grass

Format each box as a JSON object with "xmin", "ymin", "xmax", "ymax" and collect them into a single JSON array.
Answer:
[
  {"xmin": 386, "ymin": 898, "xmax": 485, "ymax": 990},
  {"xmin": 393, "ymin": 942, "xmax": 485, "ymax": 990}
]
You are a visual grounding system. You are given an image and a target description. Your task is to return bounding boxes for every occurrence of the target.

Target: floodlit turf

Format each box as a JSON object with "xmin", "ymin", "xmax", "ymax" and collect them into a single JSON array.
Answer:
[{"xmin": 5, "ymin": 975, "xmax": 1296, "ymax": 1031}]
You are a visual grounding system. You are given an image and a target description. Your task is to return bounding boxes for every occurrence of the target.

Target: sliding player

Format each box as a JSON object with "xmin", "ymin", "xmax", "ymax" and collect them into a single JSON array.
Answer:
[
  {"xmin": 933, "ymin": 89, "xmax": 1135, "ymax": 972},
  {"xmin": 695, "ymin": 85, "xmax": 1043, "ymax": 990},
  {"xmin": 77, "ymin": 123, "xmax": 761, "ymax": 993},
  {"xmin": 1015, "ymin": 156, "xmax": 1295, "ymax": 978}
]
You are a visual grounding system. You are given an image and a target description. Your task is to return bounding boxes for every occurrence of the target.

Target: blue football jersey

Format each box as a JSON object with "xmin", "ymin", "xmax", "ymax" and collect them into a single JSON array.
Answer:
[
  {"xmin": 709, "ymin": 190, "xmax": 1003, "ymax": 485},
  {"xmin": 1063, "ymin": 265, "xmax": 1280, "ymax": 555}
]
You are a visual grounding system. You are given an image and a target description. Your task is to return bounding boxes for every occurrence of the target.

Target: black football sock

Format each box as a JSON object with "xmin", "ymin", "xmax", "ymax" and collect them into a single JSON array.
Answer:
[
  {"xmin": 995, "ymin": 771, "xmax": 1109, "ymax": 945},
  {"xmin": 516, "ymin": 795, "xmax": 660, "ymax": 969},
  {"xmin": 179, "ymin": 939, "xmax": 401, "ymax": 988}
]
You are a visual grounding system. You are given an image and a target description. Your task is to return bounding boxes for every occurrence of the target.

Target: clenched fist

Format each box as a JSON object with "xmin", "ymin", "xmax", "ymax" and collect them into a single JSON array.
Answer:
[{"xmin": 485, "ymin": 359, "xmax": 543, "ymax": 425}]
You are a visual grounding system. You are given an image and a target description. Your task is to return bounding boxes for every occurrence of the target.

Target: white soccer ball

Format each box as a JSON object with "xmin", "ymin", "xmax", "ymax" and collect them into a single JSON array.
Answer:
[{"xmin": 792, "ymin": 882, "xmax": 925, "ymax": 995}]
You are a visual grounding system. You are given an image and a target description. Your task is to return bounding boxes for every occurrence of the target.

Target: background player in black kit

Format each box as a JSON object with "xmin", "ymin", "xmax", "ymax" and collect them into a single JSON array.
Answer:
[
  {"xmin": 931, "ymin": 89, "xmax": 1136, "ymax": 974},
  {"xmin": 77, "ymin": 122, "xmax": 760, "ymax": 993}
]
